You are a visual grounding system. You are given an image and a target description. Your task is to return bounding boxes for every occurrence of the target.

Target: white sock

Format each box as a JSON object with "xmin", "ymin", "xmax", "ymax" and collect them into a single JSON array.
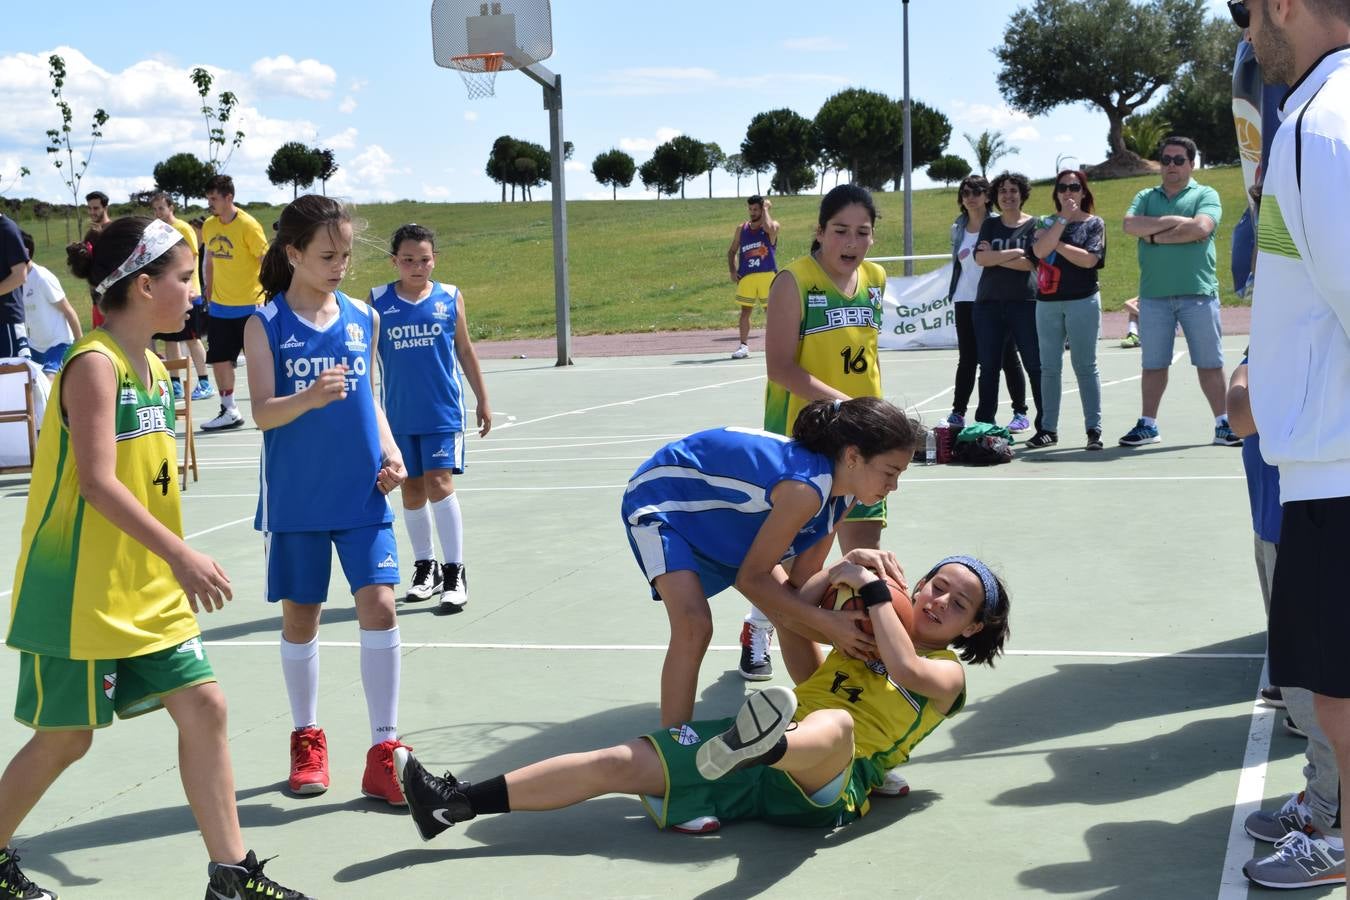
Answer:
[
  {"xmin": 431, "ymin": 494, "xmax": 464, "ymax": 565},
  {"xmin": 1215, "ymin": 415, "xmax": 1229, "ymax": 427},
  {"xmin": 744, "ymin": 604, "xmax": 772, "ymax": 630},
  {"xmin": 1141, "ymin": 416, "xmax": 1157, "ymax": 428},
  {"xmin": 404, "ymin": 503, "xmax": 434, "ymax": 561},
  {"xmin": 221, "ymin": 392, "xmax": 237, "ymax": 411},
  {"xmin": 1127, "ymin": 322, "xmax": 1138, "ymax": 336},
  {"xmin": 360, "ymin": 626, "xmax": 401, "ymax": 746},
  {"xmin": 279, "ymin": 636, "xmax": 319, "ymax": 730}
]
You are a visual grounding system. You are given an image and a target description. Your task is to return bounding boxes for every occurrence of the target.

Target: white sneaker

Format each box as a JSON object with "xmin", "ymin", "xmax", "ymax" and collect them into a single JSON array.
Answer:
[
  {"xmin": 696, "ymin": 686, "xmax": 797, "ymax": 780},
  {"xmin": 405, "ymin": 559, "xmax": 442, "ymax": 602},
  {"xmin": 731, "ymin": 344, "xmax": 750, "ymax": 360},
  {"xmin": 439, "ymin": 563, "xmax": 468, "ymax": 611},
  {"xmin": 671, "ymin": 815, "xmax": 721, "ymax": 834},
  {"xmin": 873, "ymin": 769, "xmax": 910, "ymax": 797},
  {"xmin": 200, "ymin": 405, "xmax": 244, "ymax": 431}
]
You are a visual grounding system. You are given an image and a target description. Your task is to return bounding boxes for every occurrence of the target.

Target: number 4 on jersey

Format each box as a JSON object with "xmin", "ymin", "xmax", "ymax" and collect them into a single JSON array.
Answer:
[{"xmin": 153, "ymin": 459, "xmax": 172, "ymax": 496}]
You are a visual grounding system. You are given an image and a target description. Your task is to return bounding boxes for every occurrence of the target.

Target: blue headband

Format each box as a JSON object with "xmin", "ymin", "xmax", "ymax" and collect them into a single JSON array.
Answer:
[{"xmin": 927, "ymin": 555, "xmax": 999, "ymax": 614}]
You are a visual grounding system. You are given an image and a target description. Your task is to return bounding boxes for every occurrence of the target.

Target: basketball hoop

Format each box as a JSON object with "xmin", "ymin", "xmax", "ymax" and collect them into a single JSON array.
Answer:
[{"xmin": 450, "ymin": 52, "xmax": 505, "ymax": 99}]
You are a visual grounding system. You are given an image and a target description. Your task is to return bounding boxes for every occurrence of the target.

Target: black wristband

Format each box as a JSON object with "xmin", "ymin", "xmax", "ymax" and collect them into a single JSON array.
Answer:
[{"xmin": 857, "ymin": 580, "xmax": 891, "ymax": 609}]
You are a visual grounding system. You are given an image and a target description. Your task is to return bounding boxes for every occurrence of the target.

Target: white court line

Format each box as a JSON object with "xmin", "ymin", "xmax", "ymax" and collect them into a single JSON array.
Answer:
[
  {"xmin": 494, "ymin": 374, "xmax": 765, "ymax": 430},
  {"xmin": 1218, "ymin": 661, "xmax": 1276, "ymax": 900}
]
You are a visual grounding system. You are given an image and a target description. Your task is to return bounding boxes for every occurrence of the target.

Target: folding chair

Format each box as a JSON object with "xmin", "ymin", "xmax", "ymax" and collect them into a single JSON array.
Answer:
[
  {"xmin": 0, "ymin": 362, "xmax": 39, "ymax": 475},
  {"xmin": 163, "ymin": 357, "xmax": 198, "ymax": 489}
]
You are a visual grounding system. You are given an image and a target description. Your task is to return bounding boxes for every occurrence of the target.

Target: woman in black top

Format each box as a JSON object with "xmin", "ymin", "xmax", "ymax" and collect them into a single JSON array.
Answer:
[
  {"xmin": 1029, "ymin": 169, "xmax": 1106, "ymax": 450},
  {"xmin": 972, "ymin": 172, "xmax": 1042, "ymax": 434}
]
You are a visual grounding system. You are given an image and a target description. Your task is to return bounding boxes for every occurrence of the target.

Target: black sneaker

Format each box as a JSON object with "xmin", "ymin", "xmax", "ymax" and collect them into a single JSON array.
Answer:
[
  {"xmin": 393, "ymin": 747, "xmax": 475, "ymax": 841},
  {"xmin": 1260, "ymin": 685, "xmax": 1286, "ymax": 709},
  {"xmin": 1027, "ymin": 431, "xmax": 1058, "ymax": 448},
  {"xmin": 439, "ymin": 563, "xmax": 468, "ymax": 611},
  {"xmin": 204, "ymin": 850, "xmax": 310, "ymax": 900},
  {"xmin": 0, "ymin": 848, "xmax": 56, "ymax": 899},
  {"xmin": 1085, "ymin": 429, "xmax": 1104, "ymax": 451},
  {"xmin": 737, "ymin": 620, "xmax": 773, "ymax": 681},
  {"xmin": 1285, "ymin": 715, "xmax": 1307, "ymax": 738},
  {"xmin": 695, "ymin": 685, "xmax": 797, "ymax": 780},
  {"xmin": 405, "ymin": 559, "xmax": 441, "ymax": 602}
]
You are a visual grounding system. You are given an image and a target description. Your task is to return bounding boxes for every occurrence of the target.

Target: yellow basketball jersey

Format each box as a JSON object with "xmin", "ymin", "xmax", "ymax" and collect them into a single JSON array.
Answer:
[
  {"xmin": 8, "ymin": 332, "xmax": 200, "ymax": 660},
  {"xmin": 793, "ymin": 647, "xmax": 965, "ymax": 787},
  {"xmin": 763, "ymin": 255, "xmax": 886, "ymax": 434}
]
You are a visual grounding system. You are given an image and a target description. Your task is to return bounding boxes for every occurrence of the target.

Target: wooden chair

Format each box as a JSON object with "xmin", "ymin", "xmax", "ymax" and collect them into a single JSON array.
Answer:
[
  {"xmin": 163, "ymin": 357, "xmax": 198, "ymax": 489},
  {"xmin": 0, "ymin": 362, "xmax": 39, "ymax": 475}
]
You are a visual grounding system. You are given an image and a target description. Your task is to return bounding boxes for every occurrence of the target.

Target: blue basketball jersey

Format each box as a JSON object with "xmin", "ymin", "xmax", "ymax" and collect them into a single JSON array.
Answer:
[
  {"xmin": 622, "ymin": 427, "xmax": 851, "ymax": 573},
  {"xmin": 253, "ymin": 291, "xmax": 392, "ymax": 533},
  {"xmin": 372, "ymin": 282, "xmax": 465, "ymax": 435}
]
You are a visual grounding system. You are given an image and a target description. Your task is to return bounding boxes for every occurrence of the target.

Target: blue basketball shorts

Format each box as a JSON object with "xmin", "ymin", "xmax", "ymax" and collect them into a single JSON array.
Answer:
[
  {"xmin": 395, "ymin": 431, "xmax": 465, "ymax": 478},
  {"xmin": 264, "ymin": 524, "xmax": 399, "ymax": 604},
  {"xmin": 625, "ymin": 519, "xmax": 742, "ymax": 601}
]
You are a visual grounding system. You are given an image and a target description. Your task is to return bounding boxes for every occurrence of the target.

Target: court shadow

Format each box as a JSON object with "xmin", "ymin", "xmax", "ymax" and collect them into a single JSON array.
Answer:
[
  {"xmin": 1018, "ymin": 804, "xmax": 1261, "ymax": 898},
  {"xmin": 672, "ymin": 357, "xmax": 751, "ymax": 366},
  {"xmin": 198, "ymin": 605, "xmax": 359, "ymax": 642},
  {"xmin": 1015, "ymin": 441, "xmax": 1221, "ymax": 463},
  {"xmin": 933, "ymin": 635, "xmax": 1265, "ymax": 760}
]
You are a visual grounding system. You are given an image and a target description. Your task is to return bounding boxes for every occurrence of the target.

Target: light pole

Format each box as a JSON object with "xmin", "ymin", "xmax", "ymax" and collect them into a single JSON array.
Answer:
[{"xmin": 902, "ymin": 0, "xmax": 913, "ymax": 276}]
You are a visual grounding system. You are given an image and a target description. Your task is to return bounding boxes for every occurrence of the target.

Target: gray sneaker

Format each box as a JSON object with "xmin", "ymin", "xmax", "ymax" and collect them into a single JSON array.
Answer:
[
  {"xmin": 695, "ymin": 685, "xmax": 796, "ymax": 780},
  {"xmin": 1246, "ymin": 791, "xmax": 1314, "ymax": 842},
  {"xmin": 1244, "ymin": 829, "xmax": 1346, "ymax": 890}
]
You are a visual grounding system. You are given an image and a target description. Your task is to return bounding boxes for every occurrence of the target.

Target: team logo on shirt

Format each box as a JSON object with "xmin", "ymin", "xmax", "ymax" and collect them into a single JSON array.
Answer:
[
  {"xmin": 432, "ymin": 301, "xmax": 450, "ymax": 319},
  {"xmin": 280, "ymin": 334, "xmax": 306, "ymax": 350},
  {"xmin": 345, "ymin": 323, "xmax": 368, "ymax": 352},
  {"xmin": 669, "ymin": 724, "xmax": 701, "ymax": 746},
  {"xmin": 865, "ymin": 659, "xmax": 889, "ymax": 677},
  {"xmin": 382, "ymin": 306, "xmax": 400, "ymax": 315},
  {"xmin": 119, "ymin": 382, "xmax": 138, "ymax": 405},
  {"xmin": 376, "ymin": 553, "xmax": 397, "ymax": 569},
  {"xmin": 806, "ymin": 289, "xmax": 828, "ymax": 309},
  {"xmin": 156, "ymin": 380, "xmax": 171, "ymax": 406},
  {"xmin": 867, "ymin": 286, "xmax": 884, "ymax": 306},
  {"xmin": 103, "ymin": 673, "xmax": 117, "ymax": 699}
]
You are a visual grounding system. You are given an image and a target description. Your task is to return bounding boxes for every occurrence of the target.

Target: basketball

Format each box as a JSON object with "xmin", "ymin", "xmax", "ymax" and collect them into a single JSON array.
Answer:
[{"xmin": 820, "ymin": 576, "xmax": 915, "ymax": 637}]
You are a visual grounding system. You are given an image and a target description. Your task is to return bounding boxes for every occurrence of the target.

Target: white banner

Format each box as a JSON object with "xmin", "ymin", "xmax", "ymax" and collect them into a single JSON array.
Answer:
[{"xmin": 879, "ymin": 264, "xmax": 957, "ymax": 350}]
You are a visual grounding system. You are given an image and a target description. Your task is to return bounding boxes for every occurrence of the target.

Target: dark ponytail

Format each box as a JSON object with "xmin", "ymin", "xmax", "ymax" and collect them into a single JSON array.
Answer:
[
  {"xmin": 66, "ymin": 217, "xmax": 184, "ymax": 312},
  {"xmin": 259, "ymin": 194, "xmax": 352, "ymax": 300},
  {"xmin": 810, "ymin": 183, "xmax": 878, "ymax": 253},
  {"xmin": 791, "ymin": 396, "xmax": 920, "ymax": 461}
]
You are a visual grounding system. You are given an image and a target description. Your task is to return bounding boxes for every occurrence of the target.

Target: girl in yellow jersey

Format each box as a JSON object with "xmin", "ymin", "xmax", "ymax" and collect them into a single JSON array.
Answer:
[
  {"xmin": 0, "ymin": 218, "xmax": 308, "ymax": 900},
  {"xmin": 744, "ymin": 186, "xmax": 890, "ymax": 683},
  {"xmin": 391, "ymin": 553, "xmax": 1010, "ymax": 840}
]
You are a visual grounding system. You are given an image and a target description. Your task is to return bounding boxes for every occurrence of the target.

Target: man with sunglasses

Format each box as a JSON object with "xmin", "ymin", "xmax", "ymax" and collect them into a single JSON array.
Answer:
[
  {"xmin": 1120, "ymin": 135, "xmax": 1237, "ymax": 448},
  {"xmin": 1233, "ymin": 0, "xmax": 1350, "ymax": 892}
]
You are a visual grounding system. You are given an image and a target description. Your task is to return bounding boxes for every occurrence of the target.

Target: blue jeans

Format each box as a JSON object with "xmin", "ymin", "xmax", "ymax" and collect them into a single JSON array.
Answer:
[
  {"xmin": 1139, "ymin": 295, "xmax": 1223, "ymax": 370},
  {"xmin": 1035, "ymin": 294, "xmax": 1102, "ymax": 433},
  {"xmin": 973, "ymin": 298, "xmax": 1041, "ymax": 431}
]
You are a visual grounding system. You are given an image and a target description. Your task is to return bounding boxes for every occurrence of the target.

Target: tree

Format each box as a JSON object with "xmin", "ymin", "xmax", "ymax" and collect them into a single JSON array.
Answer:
[
  {"xmin": 1119, "ymin": 110, "xmax": 1172, "ymax": 158},
  {"xmin": 485, "ymin": 135, "xmax": 519, "ymax": 201},
  {"xmin": 190, "ymin": 67, "xmax": 245, "ymax": 172},
  {"xmin": 1154, "ymin": 16, "xmax": 1240, "ymax": 165},
  {"xmin": 995, "ymin": 0, "xmax": 1206, "ymax": 163},
  {"xmin": 741, "ymin": 108, "xmax": 818, "ymax": 195},
  {"xmin": 813, "ymin": 88, "xmax": 902, "ymax": 189},
  {"xmin": 591, "ymin": 149, "xmax": 636, "ymax": 200},
  {"xmin": 883, "ymin": 99, "xmax": 952, "ymax": 188},
  {"xmin": 266, "ymin": 142, "xmax": 324, "ymax": 199},
  {"xmin": 638, "ymin": 155, "xmax": 680, "ymax": 199},
  {"xmin": 702, "ymin": 142, "xmax": 725, "ymax": 198},
  {"xmin": 964, "ymin": 129, "xmax": 1020, "ymax": 178},
  {"xmin": 510, "ymin": 140, "xmax": 551, "ymax": 201},
  {"xmin": 658, "ymin": 135, "xmax": 712, "ymax": 199},
  {"xmin": 33, "ymin": 202, "xmax": 52, "ymax": 243},
  {"xmin": 44, "ymin": 54, "xmax": 110, "ymax": 238},
  {"xmin": 928, "ymin": 154, "xmax": 973, "ymax": 186},
  {"xmin": 153, "ymin": 152, "xmax": 214, "ymax": 208},
  {"xmin": 723, "ymin": 153, "xmax": 752, "ymax": 197},
  {"xmin": 0, "ymin": 166, "xmax": 29, "ymax": 197},
  {"xmin": 316, "ymin": 149, "xmax": 339, "ymax": 195}
]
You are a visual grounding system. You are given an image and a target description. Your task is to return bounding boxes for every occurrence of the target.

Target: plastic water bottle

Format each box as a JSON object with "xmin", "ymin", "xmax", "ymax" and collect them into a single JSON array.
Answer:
[{"xmin": 925, "ymin": 427, "xmax": 937, "ymax": 465}]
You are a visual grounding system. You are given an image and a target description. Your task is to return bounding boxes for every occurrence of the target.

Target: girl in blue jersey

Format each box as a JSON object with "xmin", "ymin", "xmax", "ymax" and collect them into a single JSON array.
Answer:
[
  {"xmin": 372, "ymin": 224, "xmax": 491, "ymax": 612},
  {"xmin": 622, "ymin": 396, "xmax": 920, "ymax": 730},
  {"xmin": 242, "ymin": 195, "xmax": 411, "ymax": 807}
]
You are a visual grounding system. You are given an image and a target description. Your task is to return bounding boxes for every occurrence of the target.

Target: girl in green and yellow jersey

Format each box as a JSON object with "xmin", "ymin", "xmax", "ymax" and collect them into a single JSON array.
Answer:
[
  {"xmin": 740, "ymin": 186, "xmax": 894, "ymax": 685},
  {"xmin": 0, "ymin": 218, "xmax": 309, "ymax": 899}
]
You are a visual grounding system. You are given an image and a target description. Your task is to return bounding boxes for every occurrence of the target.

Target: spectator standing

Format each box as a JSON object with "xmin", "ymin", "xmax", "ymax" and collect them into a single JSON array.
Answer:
[
  {"xmin": 0, "ymin": 211, "xmax": 29, "ymax": 360},
  {"xmin": 18, "ymin": 231, "xmax": 81, "ymax": 376}
]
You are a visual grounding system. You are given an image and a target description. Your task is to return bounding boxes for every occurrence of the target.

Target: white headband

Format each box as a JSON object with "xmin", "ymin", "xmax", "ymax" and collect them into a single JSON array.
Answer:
[{"xmin": 95, "ymin": 219, "xmax": 182, "ymax": 296}]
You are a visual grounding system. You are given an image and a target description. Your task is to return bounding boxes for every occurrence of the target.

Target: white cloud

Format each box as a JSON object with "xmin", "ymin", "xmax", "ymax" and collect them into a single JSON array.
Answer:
[
  {"xmin": 564, "ymin": 160, "xmax": 585, "ymax": 173},
  {"xmin": 250, "ymin": 55, "xmax": 338, "ymax": 100},
  {"xmin": 950, "ymin": 101, "xmax": 1035, "ymax": 131},
  {"xmin": 349, "ymin": 78, "xmax": 368, "ymax": 92},
  {"xmin": 422, "ymin": 184, "xmax": 452, "ymax": 199},
  {"xmin": 1009, "ymin": 125, "xmax": 1041, "ymax": 142},
  {"xmin": 619, "ymin": 127, "xmax": 682, "ymax": 155},
  {"xmin": 324, "ymin": 127, "xmax": 359, "ymax": 150},
  {"xmin": 782, "ymin": 37, "xmax": 847, "ymax": 52},
  {"xmin": 1052, "ymin": 133, "xmax": 1075, "ymax": 144},
  {"xmin": 338, "ymin": 96, "xmax": 357, "ymax": 114},
  {"xmin": 463, "ymin": 110, "xmax": 479, "ymax": 122}
]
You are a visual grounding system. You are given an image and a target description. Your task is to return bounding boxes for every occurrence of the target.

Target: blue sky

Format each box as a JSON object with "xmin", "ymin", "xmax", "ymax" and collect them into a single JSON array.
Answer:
[{"xmin": 1, "ymin": 0, "xmax": 1238, "ymax": 206}]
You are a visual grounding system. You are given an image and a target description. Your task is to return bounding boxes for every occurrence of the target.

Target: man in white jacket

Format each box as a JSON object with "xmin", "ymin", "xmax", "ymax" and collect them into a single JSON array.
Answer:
[{"xmin": 1240, "ymin": 0, "xmax": 1350, "ymax": 892}]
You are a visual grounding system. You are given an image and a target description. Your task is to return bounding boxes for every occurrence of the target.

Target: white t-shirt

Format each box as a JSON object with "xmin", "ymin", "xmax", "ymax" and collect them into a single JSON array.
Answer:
[
  {"xmin": 21, "ymin": 263, "xmax": 73, "ymax": 351},
  {"xmin": 952, "ymin": 229, "xmax": 982, "ymax": 302}
]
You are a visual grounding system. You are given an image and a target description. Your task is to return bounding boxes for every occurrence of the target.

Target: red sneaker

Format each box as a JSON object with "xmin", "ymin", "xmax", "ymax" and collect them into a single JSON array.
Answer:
[
  {"xmin": 288, "ymin": 726, "xmax": 329, "ymax": 795},
  {"xmin": 363, "ymin": 738, "xmax": 412, "ymax": 805}
]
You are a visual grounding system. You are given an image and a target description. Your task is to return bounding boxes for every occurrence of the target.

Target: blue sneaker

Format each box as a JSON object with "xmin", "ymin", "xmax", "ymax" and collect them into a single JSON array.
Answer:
[
  {"xmin": 191, "ymin": 382, "xmax": 215, "ymax": 401},
  {"xmin": 171, "ymin": 380, "xmax": 184, "ymax": 401},
  {"xmin": 1214, "ymin": 421, "xmax": 1243, "ymax": 447},
  {"xmin": 1119, "ymin": 419, "xmax": 1160, "ymax": 446},
  {"xmin": 946, "ymin": 413, "xmax": 965, "ymax": 428},
  {"xmin": 1007, "ymin": 413, "xmax": 1031, "ymax": 433}
]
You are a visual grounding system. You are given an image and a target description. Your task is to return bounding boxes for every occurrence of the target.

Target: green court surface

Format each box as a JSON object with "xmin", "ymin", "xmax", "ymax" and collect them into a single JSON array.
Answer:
[{"xmin": 0, "ymin": 337, "xmax": 1325, "ymax": 899}]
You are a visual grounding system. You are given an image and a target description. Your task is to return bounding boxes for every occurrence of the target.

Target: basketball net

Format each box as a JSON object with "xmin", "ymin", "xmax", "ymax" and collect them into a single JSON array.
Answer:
[{"xmin": 451, "ymin": 52, "xmax": 505, "ymax": 100}]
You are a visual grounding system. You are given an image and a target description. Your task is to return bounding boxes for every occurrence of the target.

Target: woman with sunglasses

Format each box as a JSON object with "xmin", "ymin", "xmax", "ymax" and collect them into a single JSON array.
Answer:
[
  {"xmin": 1029, "ymin": 169, "xmax": 1106, "ymax": 450},
  {"xmin": 945, "ymin": 175, "xmax": 1030, "ymax": 431}
]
